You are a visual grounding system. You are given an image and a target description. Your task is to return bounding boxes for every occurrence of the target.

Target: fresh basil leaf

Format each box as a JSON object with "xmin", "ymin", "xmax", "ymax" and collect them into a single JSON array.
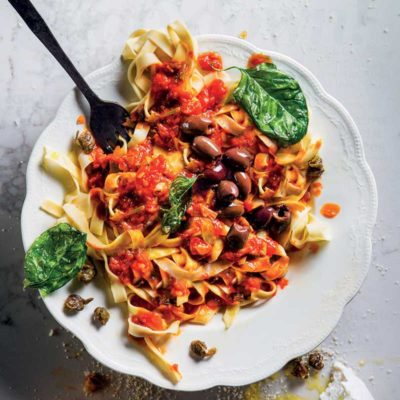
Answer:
[
  {"xmin": 232, "ymin": 62, "xmax": 308, "ymax": 146},
  {"xmin": 162, "ymin": 175, "xmax": 197, "ymax": 234},
  {"xmin": 24, "ymin": 223, "xmax": 87, "ymax": 296}
]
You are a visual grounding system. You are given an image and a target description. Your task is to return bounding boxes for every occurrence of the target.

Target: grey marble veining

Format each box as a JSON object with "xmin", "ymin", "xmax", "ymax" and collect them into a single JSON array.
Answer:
[{"xmin": 0, "ymin": 0, "xmax": 399, "ymax": 399}]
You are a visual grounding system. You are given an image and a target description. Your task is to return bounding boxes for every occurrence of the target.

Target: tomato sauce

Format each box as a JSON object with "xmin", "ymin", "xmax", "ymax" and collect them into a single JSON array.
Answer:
[
  {"xmin": 109, "ymin": 249, "xmax": 153, "ymax": 285},
  {"xmin": 131, "ymin": 311, "xmax": 164, "ymax": 331},
  {"xmin": 189, "ymin": 237, "xmax": 212, "ymax": 257},
  {"xmin": 197, "ymin": 51, "xmax": 223, "ymax": 71},
  {"xmin": 247, "ymin": 53, "xmax": 273, "ymax": 68},
  {"xmin": 320, "ymin": 203, "xmax": 341, "ymax": 219},
  {"xmin": 170, "ymin": 279, "xmax": 189, "ymax": 298},
  {"xmin": 243, "ymin": 277, "xmax": 261, "ymax": 292}
]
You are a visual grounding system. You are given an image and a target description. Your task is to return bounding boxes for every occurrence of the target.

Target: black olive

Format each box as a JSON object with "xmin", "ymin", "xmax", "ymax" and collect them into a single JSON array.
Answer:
[
  {"xmin": 192, "ymin": 136, "xmax": 221, "ymax": 159},
  {"xmin": 226, "ymin": 223, "xmax": 250, "ymax": 250},
  {"xmin": 270, "ymin": 205, "xmax": 291, "ymax": 237},
  {"xmin": 181, "ymin": 115, "xmax": 212, "ymax": 135},
  {"xmin": 234, "ymin": 171, "xmax": 252, "ymax": 197},
  {"xmin": 223, "ymin": 148, "xmax": 252, "ymax": 170},
  {"xmin": 204, "ymin": 161, "xmax": 228, "ymax": 182},
  {"xmin": 220, "ymin": 200, "xmax": 244, "ymax": 218},
  {"xmin": 217, "ymin": 180, "xmax": 239, "ymax": 205},
  {"xmin": 245, "ymin": 206, "xmax": 274, "ymax": 230}
]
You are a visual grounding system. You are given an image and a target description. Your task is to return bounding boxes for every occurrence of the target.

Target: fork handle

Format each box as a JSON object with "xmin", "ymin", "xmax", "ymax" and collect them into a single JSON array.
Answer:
[{"xmin": 8, "ymin": 0, "xmax": 100, "ymax": 106}]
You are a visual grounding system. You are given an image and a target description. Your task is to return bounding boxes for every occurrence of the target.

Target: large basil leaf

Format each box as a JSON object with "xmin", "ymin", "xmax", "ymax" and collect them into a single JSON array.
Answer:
[
  {"xmin": 232, "ymin": 62, "xmax": 308, "ymax": 146},
  {"xmin": 162, "ymin": 175, "xmax": 197, "ymax": 234},
  {"xmin": 24, "ymin": 223, "xmax": 87, "ymax": 296}
]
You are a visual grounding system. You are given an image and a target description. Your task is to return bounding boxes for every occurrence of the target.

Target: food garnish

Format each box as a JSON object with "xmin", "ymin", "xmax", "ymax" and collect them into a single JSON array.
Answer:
[
  {"xmin": 24, "ymin": 223, "xmax": 87, "ymax": 296},
  {"xmin": 93, "ymin": 307, "xmax": 110, "ymax": 326},
  {"xmin": 231, "ymin": 63, "xmax": 308, "ymax": 146},
  {"xmin": 189, "ymin": 340, "xmax": 217, "ymax": 360},
  {"xmin": 64, "ymin": 294, "xmax": 93, "ymax": 312},
  {"xmin": 161, "ymin": 175, "xmax": 197, "ymax": 234}
]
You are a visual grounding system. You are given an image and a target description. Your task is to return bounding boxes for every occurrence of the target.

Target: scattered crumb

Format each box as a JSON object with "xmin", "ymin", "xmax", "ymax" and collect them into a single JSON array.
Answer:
[
  {"xmin": 359, "ymin": 359, "xmax": 366, "ymax": 367},
  {"xmin": 48, "ymin": 328, "xmax": 59, "ymax": 337}
]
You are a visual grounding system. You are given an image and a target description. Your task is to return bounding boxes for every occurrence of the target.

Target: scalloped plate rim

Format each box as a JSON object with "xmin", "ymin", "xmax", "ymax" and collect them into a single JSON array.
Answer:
[{"xmin": 21, "ymin": 34, "xmax": 378, "ymax": 391}]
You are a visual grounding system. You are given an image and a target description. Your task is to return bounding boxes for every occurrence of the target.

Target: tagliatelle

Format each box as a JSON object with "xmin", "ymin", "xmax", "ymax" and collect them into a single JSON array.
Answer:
[{"xmin": 39, "ymin": 21, "xmax": 331, "ymax": 383}]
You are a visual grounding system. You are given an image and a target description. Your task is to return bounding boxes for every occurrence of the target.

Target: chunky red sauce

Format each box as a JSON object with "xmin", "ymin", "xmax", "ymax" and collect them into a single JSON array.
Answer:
[
  {"xmin": 197, "ymin": 51, "xmax": 223, "ymax": 71},
  {"xmin": 131, "ymin": 311, "xmax": 164, "ymax": 331},
  {"xmin": 247, "ymin": 53, "xmax": 273, "ymax": 68}
]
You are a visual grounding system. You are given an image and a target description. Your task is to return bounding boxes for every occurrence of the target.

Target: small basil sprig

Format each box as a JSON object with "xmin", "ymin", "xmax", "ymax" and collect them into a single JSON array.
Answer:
[
  {"xmin": 24, "ymin": 223, "xmax": 87, "ymax": 296},
  {"xmin": 161, "ymin": 175, "xmax": 197, "ymax": 234},
  {"xmin": 231, "ymin": 62, "xmax": 309, "ymax": 146}
]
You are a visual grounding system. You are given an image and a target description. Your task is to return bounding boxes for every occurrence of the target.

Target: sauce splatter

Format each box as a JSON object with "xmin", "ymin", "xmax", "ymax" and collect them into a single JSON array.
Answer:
[
  {"xmin": 248, "ymin": 53, "xmax": 273, "ymax": 68},
  {"xmin": 239, "ymin": 30, "xmax": 248, "ymax": 39},
  {"xmin": 320, "ymin": 203, "xmax": 341, "ymax": 219},
  {"xmin": 76, "ymin": 114, "xmax": 86, "ymax": 125}
]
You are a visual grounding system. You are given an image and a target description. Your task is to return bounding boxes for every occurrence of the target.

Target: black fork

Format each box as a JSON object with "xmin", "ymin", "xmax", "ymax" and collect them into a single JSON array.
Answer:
[{"xmin": 8, "ymin": 0, "xmax": 130, "ymax": 153}]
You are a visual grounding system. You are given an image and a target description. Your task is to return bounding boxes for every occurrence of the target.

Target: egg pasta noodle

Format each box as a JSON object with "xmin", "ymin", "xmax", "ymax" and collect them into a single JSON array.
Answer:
[{"xmin": 40, "ymin": 21, "xmax": 330, "ymax": 383}]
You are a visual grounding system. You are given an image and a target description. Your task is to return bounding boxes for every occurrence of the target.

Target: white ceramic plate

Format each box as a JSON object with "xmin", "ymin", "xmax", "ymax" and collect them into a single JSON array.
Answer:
[{"xmin": 21, "ymin": 35, "xmax": 377, "ymax": 391}]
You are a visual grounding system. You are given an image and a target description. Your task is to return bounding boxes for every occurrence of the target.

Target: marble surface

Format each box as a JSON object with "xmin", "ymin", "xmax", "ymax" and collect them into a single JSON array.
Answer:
[{"xmin": 0, "ymin": 0, "xmax": 399, "ymax": 399}]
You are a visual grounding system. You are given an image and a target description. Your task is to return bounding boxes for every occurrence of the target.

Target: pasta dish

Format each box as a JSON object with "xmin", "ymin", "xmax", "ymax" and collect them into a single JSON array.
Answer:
[{"xmin": 26, "ymin": 21, "xmax": 331, "ymax": 383}]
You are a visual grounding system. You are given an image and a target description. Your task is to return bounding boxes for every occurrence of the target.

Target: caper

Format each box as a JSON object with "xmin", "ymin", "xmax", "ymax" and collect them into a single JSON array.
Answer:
[
  {"xmin": 64, "ymin": 294, "xmax": 93, "ymax": 312},
  {"xmin": 93, "ymin": 307, "xmax": 110, "ymax": 326},
  {"xmin": 190, "ymin": 340, "xmax": 217, "ymax": 360},
  {"xmin": 77, "ymin": 263, "xmax": 96, "ymax": 283}
]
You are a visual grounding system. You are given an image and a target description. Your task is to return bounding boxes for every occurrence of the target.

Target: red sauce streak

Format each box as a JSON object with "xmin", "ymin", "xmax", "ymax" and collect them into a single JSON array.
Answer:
[
  {"xmin": 198, "ymin": 51, "xmax": 223, "ymax": 71},
  {"xmin": 247, "ymin": 53, "xmax": 273, "ymax": 68},
  {"xmin": 320, "ymin": 203, "xmax": 341, "ymax": 219}
]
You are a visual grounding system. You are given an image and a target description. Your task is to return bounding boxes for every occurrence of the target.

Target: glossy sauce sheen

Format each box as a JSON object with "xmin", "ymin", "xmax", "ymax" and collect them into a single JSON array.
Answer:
[{"xmin": 320, "ymin": 203, "xmax": 341, "ymax": 218}]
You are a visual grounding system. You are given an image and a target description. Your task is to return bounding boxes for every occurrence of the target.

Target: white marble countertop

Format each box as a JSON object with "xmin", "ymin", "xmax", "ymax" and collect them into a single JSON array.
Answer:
[{"xmin": 0, "ymin": 0, "xmax": 399, "ymax": 399}]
